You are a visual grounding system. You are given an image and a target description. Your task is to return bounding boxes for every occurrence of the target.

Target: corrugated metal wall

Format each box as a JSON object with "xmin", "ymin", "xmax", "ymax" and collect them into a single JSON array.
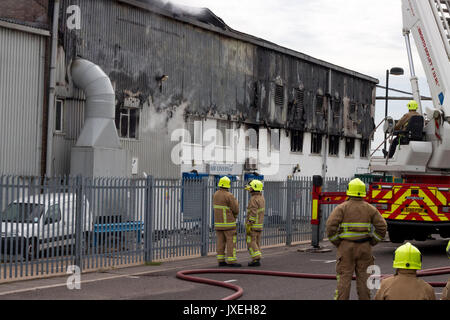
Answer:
[
  {"xmin": 0, "ymin": 26, "xmax": 46, "ymax": 175},
  {"xmin": 52, "ymin": 0, "xmax": 377, "ymax": 179}
]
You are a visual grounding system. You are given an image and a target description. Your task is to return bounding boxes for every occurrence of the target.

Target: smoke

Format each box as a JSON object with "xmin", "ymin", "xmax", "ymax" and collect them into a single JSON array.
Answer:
[{"xmin": 142, "ymin": 95, "xmax": 189, "ymax": 136}]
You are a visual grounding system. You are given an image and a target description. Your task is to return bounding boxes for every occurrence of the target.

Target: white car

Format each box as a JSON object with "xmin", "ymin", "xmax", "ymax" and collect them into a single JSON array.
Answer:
[{"xmin": 0, "ymin": 193, "xmax": 92, "ymax": 259}]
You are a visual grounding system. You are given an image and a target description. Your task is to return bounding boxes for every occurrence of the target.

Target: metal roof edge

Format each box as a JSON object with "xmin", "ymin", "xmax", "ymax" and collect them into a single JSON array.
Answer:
[
  {"xmin": 0, "ymin": 19, "xmax": 50, "ymax": 37},
  {"xmin": 116, "ymin": 0, "xmax": 379, "ymax": 84}
]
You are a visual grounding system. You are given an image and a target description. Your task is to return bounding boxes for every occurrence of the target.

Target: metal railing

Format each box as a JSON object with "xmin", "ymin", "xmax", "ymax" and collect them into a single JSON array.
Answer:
[{"xmin": 0, "ymin": 174, "xmax": 349, "ymax": 281}]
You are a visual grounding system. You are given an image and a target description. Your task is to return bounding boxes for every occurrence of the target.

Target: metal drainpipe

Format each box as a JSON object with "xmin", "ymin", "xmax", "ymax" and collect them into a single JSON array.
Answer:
[{"xmin": 45, "ymin": 0, "xmax": 60, "ymax": 177}]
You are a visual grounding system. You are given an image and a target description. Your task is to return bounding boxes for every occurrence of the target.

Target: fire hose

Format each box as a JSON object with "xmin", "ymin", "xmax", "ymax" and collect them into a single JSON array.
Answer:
[{"xmin": 176, "ymin": 267, "xmax": 450, "ymax": 300}]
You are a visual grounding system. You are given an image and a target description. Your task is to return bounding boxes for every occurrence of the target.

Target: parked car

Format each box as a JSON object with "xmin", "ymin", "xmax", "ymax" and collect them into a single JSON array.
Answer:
[{"xmin": 0, "ymin": 193, "xmax": 91, "ymax": 259}]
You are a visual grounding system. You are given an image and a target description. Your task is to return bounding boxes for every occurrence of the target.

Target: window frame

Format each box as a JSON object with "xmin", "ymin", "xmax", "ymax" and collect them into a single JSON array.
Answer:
[{"xmin": 55, "ymin": 99, "xmax": 64, "ymax": 133}]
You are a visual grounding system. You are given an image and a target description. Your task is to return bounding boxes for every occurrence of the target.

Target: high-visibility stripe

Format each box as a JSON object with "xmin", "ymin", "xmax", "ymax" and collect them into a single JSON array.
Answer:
[
  {"xmin": 215, "ymin": 222, "xmax": 236, "ymax": 227},
  {"xmin": 339, "ymin": 232, "xmax": 370, "ymax": 239},
  {"xmin": 312, "ymin": 199, "xmax": 318, "ymax": 221},
  {"xmin": 214, "ymin": 205, "xmax": 230, "ymax": 210}
]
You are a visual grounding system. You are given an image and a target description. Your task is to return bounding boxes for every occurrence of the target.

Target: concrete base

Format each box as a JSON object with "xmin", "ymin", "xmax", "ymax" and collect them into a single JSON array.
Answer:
[{"xmin": 70, "ymin": 146, "xmax": 131, "ymax": 177}]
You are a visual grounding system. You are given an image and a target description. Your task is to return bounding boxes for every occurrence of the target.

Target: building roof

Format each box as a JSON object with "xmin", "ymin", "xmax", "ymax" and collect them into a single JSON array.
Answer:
[{"xmin": 123, "ymin": 0, "xmax": 378, "ymax": 84}]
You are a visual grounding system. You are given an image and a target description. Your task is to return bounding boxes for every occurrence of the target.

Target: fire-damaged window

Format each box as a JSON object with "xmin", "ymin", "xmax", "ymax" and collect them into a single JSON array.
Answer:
[
  {"xmin": 315, "ymin": 93, "xmax": 324, "ymax": 114},
  {"xmin": 217, "ymin": 120, "xmax": 232, "ymax": 147},
  {"xmin": 245, "ymin": 124, "xmax": 259, "ymax": 149},
  {"xmin": 360, "ymin": 139, "xmax": 370, "ymax": 158},
  {"xmin": 184, "ymin": 117, "xmax": 203, "ymax": 145},
  {"xmin": 311, "ymin": 133, "xmax": 323, "ymax": 154},
  {"xmin": 345, "ymin": 137, "xmax": 355, "ymax": 157},
  {"xmin": 115, "ymin": 107, "xmax": 140, "ymax": 139},
  {"xmin": 328, "ymin": 135, "xmax": 340, "ymax": 156},
  {"xmin": 275, "ymin": 84, "xmax": 284, "ymax": 107},
  {"xmin": 290, "ymin": 130, "xmax": 304, "ymax": 153},
  {"xmin": 293, "ymin": 87, "xmax": 305, "ymax": 120},
  {"xmin": 270, "ymin": 129, "xmax": 280, "ymax": 152}
]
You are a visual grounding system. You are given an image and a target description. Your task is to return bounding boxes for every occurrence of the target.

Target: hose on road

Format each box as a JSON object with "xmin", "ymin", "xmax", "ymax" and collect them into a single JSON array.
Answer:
[{"xmin": 176, "ymin": 267, "xmax": 450, "ymax": 300}]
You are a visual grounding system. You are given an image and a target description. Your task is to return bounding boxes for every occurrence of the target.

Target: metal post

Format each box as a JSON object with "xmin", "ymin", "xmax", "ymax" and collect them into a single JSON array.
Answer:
[
  {"xmin": 286, "ymin": 178, "xmax": 293, "ymax": 246},
  {"xmin": 200, "ymin": 177, "xmax": 209, "ymax": 257},
  {"xmin": 311, "ymin": 175, "xmax": 323, "ymax": 248},
  {"xmin": 144, "ymin": 175, "xmax": 154, "ymax": 263},
  {"xmin": 384, "ymin": 69, "xmax": 389, "ymax": 154},
  {"xmin": 74, "ymin": 175, "xmax": 83, "ymax": 271}
]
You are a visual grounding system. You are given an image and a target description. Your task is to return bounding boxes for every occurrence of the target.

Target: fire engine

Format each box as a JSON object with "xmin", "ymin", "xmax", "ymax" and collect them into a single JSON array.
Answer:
[{"xmin": 314, "ymin": 0, "xmax": 450, "ymax": 243}]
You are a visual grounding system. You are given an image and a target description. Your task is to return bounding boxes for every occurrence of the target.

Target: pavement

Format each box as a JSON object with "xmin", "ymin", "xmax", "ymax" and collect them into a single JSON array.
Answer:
[{"xmin": 0, "ymin": 238, "xmax": 448, "ymax": 300}]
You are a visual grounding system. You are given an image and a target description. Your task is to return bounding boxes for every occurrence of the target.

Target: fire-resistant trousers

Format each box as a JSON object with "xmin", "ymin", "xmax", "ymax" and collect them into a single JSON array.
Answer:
[
  {"xmin": 334, "ymin": 240, "xmax": 374, "ymax": 300},
  {"xmin": 216, "ymin": 229, "xmax": 237, "ymax": 264},
  {"xmin": 247, "ymin": 230, "xmax": 262, "ymax": 260}
]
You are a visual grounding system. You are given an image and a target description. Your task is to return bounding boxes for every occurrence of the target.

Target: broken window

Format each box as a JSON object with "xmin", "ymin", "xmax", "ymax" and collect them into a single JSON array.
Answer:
[
  {"xmin": 115, "ymin": 107, "xmax": 140, "ymax": 139},
  {"xmin": 270, "ymin": 129, "xmax": 280, "ymax": 152},
  {"xmin": 360, "ymin": 139, "xmax": 370, "ymax": 158},
  {"xmin": 245, "ymin": 125, "xmax": 259, "ymax": 150},
  {"xmin": 345, "ymin": 137, "xmax": 355, "ymax": 157},
  {"xmin": 184, "ymin": 117, "xmax": 203, "ymax": 145},
  {"xmin": 311, "ymin": 133, "xmax": 323, "ymax": 154},
  {"xmin": 290, "ymin": 130, "xmax": 304, "ymax": 153},
  {"xmin": 275, "ymin": 84, "xmax": 284, "ymax": 107},
  {"xmin": 315, "ymin": 94, "xmax": 324, "ymax": 114},
  {"xmin": 293, "ymin": 87, "xmax": 305, "ymax": 120},
  {"xmin": 328, "ymin": 135, "xmax": 340, "ymax": 156},
  {"xmin": 216, "ymin": 120, "xmax": 232, "ymax": 147},
  {"xmin": 55, "ymin": 99, "xmax": 64, "ymax": 133}
]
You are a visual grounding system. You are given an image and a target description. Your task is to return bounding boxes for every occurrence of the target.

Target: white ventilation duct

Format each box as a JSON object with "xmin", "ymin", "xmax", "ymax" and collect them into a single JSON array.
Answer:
[
  {"xmin": 71, "ymin": 58, "xmax": 121, "ymax": 149},
  {"xmin": 70, "ymin": 58, "xmax": 130, "ymax": 178}
]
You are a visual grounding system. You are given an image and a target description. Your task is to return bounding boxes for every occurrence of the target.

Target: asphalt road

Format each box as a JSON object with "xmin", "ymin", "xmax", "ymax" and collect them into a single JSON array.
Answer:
[{"xmin": 0, "ymin": 238, "xmax": 448, "ymax": 301}]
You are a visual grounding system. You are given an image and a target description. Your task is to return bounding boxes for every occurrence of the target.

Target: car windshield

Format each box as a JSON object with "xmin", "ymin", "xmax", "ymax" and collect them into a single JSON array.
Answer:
[{"xmin": 1, "ymin": 203, "xmax": 44, "ymax": 223}]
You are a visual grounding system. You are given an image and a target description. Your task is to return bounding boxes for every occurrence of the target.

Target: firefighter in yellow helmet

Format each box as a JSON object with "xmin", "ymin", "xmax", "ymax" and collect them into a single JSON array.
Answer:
[
  {"xmin": 386, "ymin": 100, "xmax": 422, "ymax": 158},
  {"xmin": 441, "ymin": 240, "xmax": 450, "ymax": 300},
  {"xmin": 213, "ymin": 176, "xmax": 241, "ymax": 267},
  {"xmin": 375, "ymin": 242, "xmax": 436, "ymax": 300},
  {"xmin": 245, "ymin": 180, "xmax": 265, "ymax": 267},
  {"xmin": 326, "ymin": 178, "xmax": 387, "ymax": 300}
]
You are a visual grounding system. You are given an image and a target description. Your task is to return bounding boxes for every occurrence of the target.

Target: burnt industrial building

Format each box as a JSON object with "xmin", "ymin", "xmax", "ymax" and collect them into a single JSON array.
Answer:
[{"xmin": 0, "ymin": 0, "xmax": 378, "ymax": 180}]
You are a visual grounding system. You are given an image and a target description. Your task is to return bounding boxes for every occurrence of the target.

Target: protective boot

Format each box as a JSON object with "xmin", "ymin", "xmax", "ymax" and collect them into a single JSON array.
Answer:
[
  {"xmin": 226, "ymin": 263, "xmax": 242, "ymax": 267},
  {"xmin": 218, "ymin": 261, "xmax": 228, "ymax": 267},
  {"xmin": 248, "ymin": 260, "xmax": 261, "ymax": 267}
]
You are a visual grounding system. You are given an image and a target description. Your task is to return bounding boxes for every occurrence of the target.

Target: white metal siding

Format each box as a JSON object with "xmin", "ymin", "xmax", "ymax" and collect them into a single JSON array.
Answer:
[{"xmin": 0, "ymin": 26, "xmax": 46, "ymax": 175}]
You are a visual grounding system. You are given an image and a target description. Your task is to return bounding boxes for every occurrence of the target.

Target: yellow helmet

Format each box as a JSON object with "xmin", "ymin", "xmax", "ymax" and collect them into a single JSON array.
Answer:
[
  {"xmin": 218, "ymin": 176, "xmax": 231, "ymax": 189},
  {"xmin": 393, "ymin": 242, "xmax": 422, "ymax": 270},
  {"xmin": 407, "ymin": 100, "xmax": 418, "ymax": 111},
  {"xmin": 346, "ymin": 178, "xmax": 366, "ymax": 198},
  {"xmin": 245, "ymin": 180, "xmax": 263, "ymax": 192}
]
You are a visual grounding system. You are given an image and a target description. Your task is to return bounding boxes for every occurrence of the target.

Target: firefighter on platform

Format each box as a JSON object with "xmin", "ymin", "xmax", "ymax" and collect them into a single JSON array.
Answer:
[
  {"xmin": 386, "ymin": 100, "xmax": 422, "ymax": 158},
  {"xmin": 375, "ymin": 242, "xmax": 436, "ymax": 300},
  {"xmin": 442, "ymin": 240, "xmax": 450, "ymax": 300},
  {"xmin": 213, "ymin": 176, "xmax": 241, "ymax": 267},
  {"xmin": 245, "ymin": 179, "xmax": 265, "ymax": 267},
  {"xmin": 326, "ymin": 178, "xmax": 387, "ymax": 300}
]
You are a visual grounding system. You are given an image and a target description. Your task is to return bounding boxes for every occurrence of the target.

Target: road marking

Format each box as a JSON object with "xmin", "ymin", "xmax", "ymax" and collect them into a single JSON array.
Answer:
[
  {"xmin": 310, "ymin": 259, "xmax": 336, "ymax": 264},
  {"xmin": 224, "ymin": 279, "xmax": 237, "ymax": 283}
]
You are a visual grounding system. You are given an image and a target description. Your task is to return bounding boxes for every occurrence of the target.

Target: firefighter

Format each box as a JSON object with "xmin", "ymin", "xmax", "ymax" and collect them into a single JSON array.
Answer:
[
  {"xmin": 245, "ymin": 179, "xmax": 265, "ymax": 267},
  {"xmin": 386, "ymin": 100, "xmax": 422, "ymax": 158},
  {"xmin": 213, "ymin": 176, "xmax": 241, "ymax": 267},
  {"xmin": 375, "ymin": 242, "xmax": 436, "ymax": 300},
  {"xmin": 326, "ymin": 178, "xmax": 387, "ymax": 300},
  {"xmin": 442, "ymin": 240, "xmax": 450, "ymax": 300}
]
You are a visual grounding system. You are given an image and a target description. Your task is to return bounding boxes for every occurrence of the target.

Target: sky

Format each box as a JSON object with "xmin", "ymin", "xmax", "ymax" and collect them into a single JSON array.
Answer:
[{"xmin": 168, "ymin": 0, "xmax": 434, "ymax": 154}]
